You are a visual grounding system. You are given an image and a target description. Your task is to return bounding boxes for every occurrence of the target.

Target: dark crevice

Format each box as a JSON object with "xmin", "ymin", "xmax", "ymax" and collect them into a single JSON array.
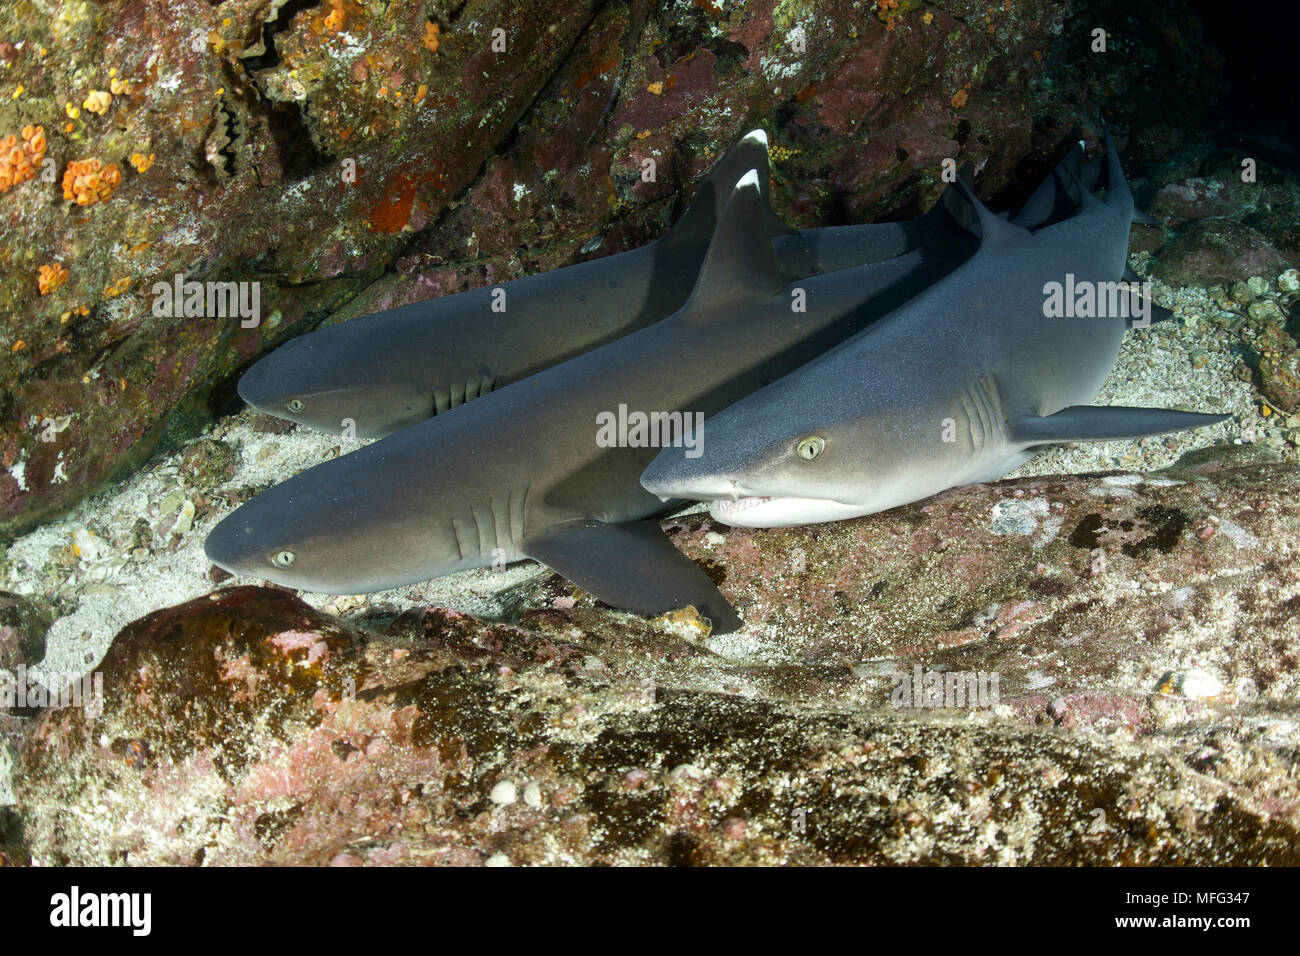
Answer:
[
  {"xmin": 239, "ymin": 0, "xmax": 321, "ymax": 73},
  {"xmin": 267, "ymin": 101, "xmax": 330, "ymax": 179},
  {"xmin": 386, "ymin": 1, "xmax": 611, "ymax": 269}
]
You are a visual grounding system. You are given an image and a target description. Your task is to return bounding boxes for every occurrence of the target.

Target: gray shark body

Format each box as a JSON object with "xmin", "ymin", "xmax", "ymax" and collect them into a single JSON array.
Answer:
[
  {"xmin": 237, "ymin": 132, "xmax": 1121, "ymax": 439},
  {"xmin": 206, "ymin": 170, "xmax": 985, "ymax": 632},
  {"xmin": 640, "ymin": 125, "xmax": 1227, "ymax": 528},
  {"xmin": 238, "ymin": 131, "xmax": 951, "ymax": 438}
]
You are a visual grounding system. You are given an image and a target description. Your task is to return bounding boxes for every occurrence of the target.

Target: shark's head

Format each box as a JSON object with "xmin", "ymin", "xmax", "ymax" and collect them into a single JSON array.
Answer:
[
  {"xmin": 204, "ymin": 441, "xmax": 479, "ymax": 592},
  {"xmin": 238, "ymin": 336, "xmax": 435, "ymax": 438},
  {"xmin": 641, "ymin": 358, "xmax": 976, "ymax": 527}
]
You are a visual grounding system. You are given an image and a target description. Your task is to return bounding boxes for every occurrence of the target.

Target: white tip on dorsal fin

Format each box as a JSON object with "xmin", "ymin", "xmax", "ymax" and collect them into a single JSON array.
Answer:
[
  {"xmin": 951, "ymin": 175, "xmax": 1031, "ymax": 246},
  {"xmin": 684, "ymin": 169, "xmax": 790, "ymax": 313},
  {"xmin": 665, "ymin": 129, "xmax": 792, "ymax": 249}
]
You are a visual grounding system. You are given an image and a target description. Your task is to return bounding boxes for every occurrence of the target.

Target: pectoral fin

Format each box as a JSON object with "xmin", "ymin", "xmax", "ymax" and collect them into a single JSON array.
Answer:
[
  {"xmin": 523, "ymin": 520, "xmax": 743, "ymax": 633},
  {"xmin": 1011, "ymin": 406, "xmax": 1231, "ymax": 445}
]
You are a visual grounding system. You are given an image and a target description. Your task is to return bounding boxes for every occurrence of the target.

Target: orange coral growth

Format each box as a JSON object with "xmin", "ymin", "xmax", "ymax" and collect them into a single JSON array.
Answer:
[
  {"xmin": 424, "ymin": 20, "xmax": 440, "ymax": 52},
  {"xmin": 103, "ymin": 276, "xmax": 131, "ymax": 297},
  {"xmin": 38, "ymin": 262, "xmax": 68, "ymax": 295},
  {"xmin": 62, "ymin": 158, "xmax": 123, "ymax": 206},
  {"xmin": 129, "ymin": 152, "xmax": 155, "ymax": 172},
  {"xmin": 83, "ymin": 89, "xmax": 112, "ymax": 115},
  {"xmin": 0, "ymin": 124, "xmax": 46, "ymax": 193},
  {"xmin": 951, "ymin": 88, "xmax": 969, "ymax": 109},
  {"xmin": 324, "ymin": 0, "xmax": 346, "ymax": 33}
]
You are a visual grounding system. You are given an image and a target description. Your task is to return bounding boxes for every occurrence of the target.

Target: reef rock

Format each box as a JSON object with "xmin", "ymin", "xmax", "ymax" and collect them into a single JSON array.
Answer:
[
  {"xmin": 0, "ymin": 591, "xmax": 51, "ymax": 672},
  {"xmin": 15, "ymin": 452, "xmax": 1300, "ymax": 865}
]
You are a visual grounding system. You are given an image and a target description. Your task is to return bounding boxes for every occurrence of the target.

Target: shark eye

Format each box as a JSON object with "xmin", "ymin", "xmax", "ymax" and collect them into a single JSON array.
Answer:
[
  {"xmin": 286, "ymin": 399, "xmax": 305, "ymax": 413},
  {"xmin": 796, "ymin": 436, "xmax": 824, "ymax": 461},
  {"xmin": 272, "ymin": 550, "xmax": 296, "ymax": 568}
]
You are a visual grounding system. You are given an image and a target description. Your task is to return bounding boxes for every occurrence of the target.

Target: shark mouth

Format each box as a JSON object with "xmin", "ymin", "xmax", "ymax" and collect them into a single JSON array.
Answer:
[
  {"xmin": 709, "ymin": 496, "xmax": 773, "ymax": 520},
  {"xmin": 707, "ymin": 495, "xmax": 871, "ymax": 528}
]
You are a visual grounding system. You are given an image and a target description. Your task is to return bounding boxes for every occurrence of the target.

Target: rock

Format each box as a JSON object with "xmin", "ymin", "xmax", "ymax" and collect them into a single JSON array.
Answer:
[
  {"xmin": 1150, "ymin": 177, "xmax": 1235, "ymax": 222},
  {"xmin": 0, "ymin": 592, "xmax": 52, "ymax": 672},
  {"xmin": 0, "ymin": 806, "xmax": 26, "ymax": 866},
  {"xmin": 178, "ymin": 439, "xmax": 239, "ymax": 491},
  {"xmin": 15, "ymin": 454, "xmax": 1300, "ymax": 865},
  {"xmin": 1248, "ymin": 299, "xmax": 1285, "ymax": 323},
  {"xmin": 1151, "ymin": 221, "xmax": 1291, "ymax": 287},
  {"xmin": 1259, "ymin": 349, "xmax": 1300, "ymax": 413}
]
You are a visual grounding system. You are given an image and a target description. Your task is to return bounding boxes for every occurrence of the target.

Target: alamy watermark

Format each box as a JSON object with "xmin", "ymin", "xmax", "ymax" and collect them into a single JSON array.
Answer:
[
  {"xmin": 2, "ymin": 665, "xmax": 103, "ymax": 717},
  {"xmin": 890, "ymin": 664, "xmax": 999, "ymax": 709},
  {"xmin": 596, "ymin": 404, "xmax": 704, "ymax": 458},
  {"xmin": 151, "ymin": 273, "xmax": 261, "ymax": 327},
  {"xmin": 1043, "ymin": 273, "xmax": 1151, "ymax": 328}
]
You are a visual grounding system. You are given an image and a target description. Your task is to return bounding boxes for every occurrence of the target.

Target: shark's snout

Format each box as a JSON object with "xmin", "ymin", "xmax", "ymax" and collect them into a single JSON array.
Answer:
[
  {"xmin": 236, "ymin": 351, "xmax": 289, "ymax": 412},
  {"xmin": 204, "ymin": 508, "xmax": 264, "ymax": 576},
  {"xmin": 641, "ymin": 452, "xmax": 738, "ymax": 500}
]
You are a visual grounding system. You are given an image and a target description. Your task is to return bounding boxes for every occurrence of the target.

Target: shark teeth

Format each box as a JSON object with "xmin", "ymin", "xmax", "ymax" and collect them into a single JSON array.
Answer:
[{"xmin": 709, "ymin": 496, "xmax": 772, "ymax": 519}]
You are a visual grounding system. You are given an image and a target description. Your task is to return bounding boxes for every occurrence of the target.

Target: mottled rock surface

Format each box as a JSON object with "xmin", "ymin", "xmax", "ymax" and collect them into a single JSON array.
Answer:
[
  {"xmin": 0, "ymin": 591, "xmax": 51, "ymax": 671},
  {"xmin": 15, "ymin": 452, "xmax": 1300, "ymax": 865}
]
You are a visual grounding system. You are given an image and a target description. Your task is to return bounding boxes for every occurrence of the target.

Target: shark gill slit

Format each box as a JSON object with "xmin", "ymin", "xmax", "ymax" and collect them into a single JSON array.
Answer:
[
  {"xmin": 471, "ymin": 504, "xmax": 493, "ymax": 556},
  {"xmin": 451, "ymin": 516, "xmax": 470, "ymax": 561},
  {"xmin": 509, "ymin": 483, "xmax": 528, "ymax": 551},
  {"xmin": 431, "ymin": 376, "xmax": 496, "ymax": 416}
]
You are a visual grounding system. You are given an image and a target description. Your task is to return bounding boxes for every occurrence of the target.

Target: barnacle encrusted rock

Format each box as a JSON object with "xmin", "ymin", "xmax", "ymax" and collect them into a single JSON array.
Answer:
[{"xmin": 15, "ymin": 455, "xmax": 1300, "ymax": 865}]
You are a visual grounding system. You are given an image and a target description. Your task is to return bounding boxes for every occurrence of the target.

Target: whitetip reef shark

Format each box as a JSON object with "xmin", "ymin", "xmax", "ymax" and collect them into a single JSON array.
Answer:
[
  {"xmin": 237, "ymin": 129, "xmax": 952, "ymax": 438},
  {"xmin": 207, "ymin": 166, "xmax": 1002, "ymax": 633},
  {"xmin": 236, "ymin": 130, "xmax": 1127, "ymax": 439},
  {"xmin": 640, "ymin": 123, "xmax": 1228, "ymax": 528}
]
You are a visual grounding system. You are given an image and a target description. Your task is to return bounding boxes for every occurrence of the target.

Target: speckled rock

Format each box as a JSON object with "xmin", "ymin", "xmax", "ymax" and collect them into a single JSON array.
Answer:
[
  {"xmin": 1151, "ymin": 221, "xmax": 1291, "ymax": 288},
  {"xmin": 0, "ymin": 591, "xmax": 52, "ymax": 671},
  {"xmin": 15, "ymin": 450, "xmax": 1300, "ymax": 865},
  {"xmin": 1259, "ymin": 345, "xmax": 1300, "ymax": 413}
]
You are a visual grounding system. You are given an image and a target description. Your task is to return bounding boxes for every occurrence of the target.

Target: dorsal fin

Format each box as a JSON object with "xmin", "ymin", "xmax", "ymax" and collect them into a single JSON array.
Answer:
[
  {"xmin": 951, "ymin": 175, "xmax": 1032, "ymax": 246},
  {"xmin": 1057, "ymin": 152, "xmax": 1101, "ymax": 212},
  {"xmin": 683, "ymin": 169, "xmax": 791, "ymax": 313},
  {"xmin": 666, "ymin": 130, "xmax": 793, "ymax": 252},
  {"xmin": 1082, "ymin": 153, "xmax": 1103, "ymax": 191},
  {"xmin": 1010, "ymin": 142, "xmax": 1085, "ymax": 228},
  {"xmin": 1099, "ymin": 117, "xmax": 1133, "ymax": 208}
]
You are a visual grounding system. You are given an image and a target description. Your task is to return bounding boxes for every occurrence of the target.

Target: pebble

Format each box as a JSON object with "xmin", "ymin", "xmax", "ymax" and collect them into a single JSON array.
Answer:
[
  {"xmin": 1278, "ymin": 269, "xmax": 1300, "ymax": 294},
  {"xmin": 1247, "ymin": 276, "xmax": 1269, "ymax": 296},
  {"xmin": 1247, "ymin": 299, "xmax": 1283, "ymax": 323},
  {"xmin": 1162, "ymin": 668, "xmax": 1223, "ymax": 699},
  {"xmin": 489, "ymin": 780, "xmax": 517, "ymax": 805},
  {"xmin": 173, "ymin": 500, "xmax": 196, "ymax": 535},
  {"xmin": 483, "ymin": 853, "xmax": 511, "ymax": 867},
  {"xmin": 523, "ymin": 781, "xmax": 543, "ymax": 808}
]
